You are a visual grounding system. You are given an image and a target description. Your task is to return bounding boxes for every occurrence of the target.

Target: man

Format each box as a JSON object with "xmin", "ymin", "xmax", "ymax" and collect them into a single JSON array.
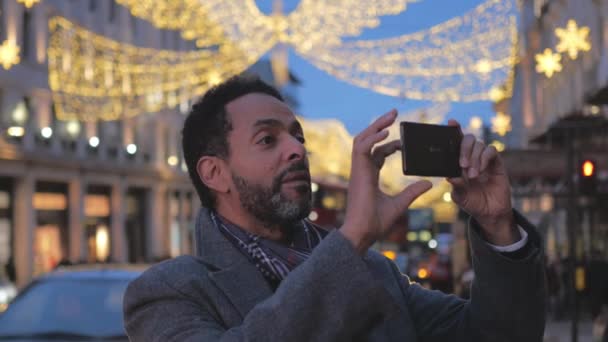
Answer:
[{"xmin": 123, "ymin": 75, "xmax": 545, "ymax": 341}]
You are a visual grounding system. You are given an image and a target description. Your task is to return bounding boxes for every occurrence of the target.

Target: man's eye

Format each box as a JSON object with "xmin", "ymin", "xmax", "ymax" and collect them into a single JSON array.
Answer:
[
  {"xmin": 296, "ymin": 136, "xmax": 306, "ymax": 144},
  {"xmin": 258, "ymin": 136, "xmax": 276, "ymax": 145}
]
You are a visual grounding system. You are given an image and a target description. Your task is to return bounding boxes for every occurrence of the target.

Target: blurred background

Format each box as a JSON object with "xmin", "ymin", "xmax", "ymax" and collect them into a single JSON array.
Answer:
[{"xmin": 0, "ymin": 0, "xmax": 607, "ymax": 341}]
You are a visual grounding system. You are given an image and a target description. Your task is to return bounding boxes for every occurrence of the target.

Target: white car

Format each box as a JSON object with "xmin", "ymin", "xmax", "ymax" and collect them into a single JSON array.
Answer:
[{"xmin": 0, "ymin": 280, "xmax": 16, "ymax": 313}]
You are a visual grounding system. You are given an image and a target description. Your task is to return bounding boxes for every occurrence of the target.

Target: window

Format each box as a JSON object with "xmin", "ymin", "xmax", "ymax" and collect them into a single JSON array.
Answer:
[
  {"xmin": 22, "ymin": 8, "xmax": 32, "ymax": 58},
  {"xmin": 89, "ymin": 0, "xmax": 96, "ymax": 12}
]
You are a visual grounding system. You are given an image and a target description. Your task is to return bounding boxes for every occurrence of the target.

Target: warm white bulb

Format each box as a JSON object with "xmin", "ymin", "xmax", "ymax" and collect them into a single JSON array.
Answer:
[
  {"xmin": 167, "ymin": 155, "xmax": 179, "ymax": 166},
  {"xmin": 7, "ymin": 127, "xmax": 25, "ymax": 137},
  {"xmin": 41, "ymin": 127, "xmax": 53, "ymax": 138},
  {"xmin": 89, "ymin": 136, "xmax": 100, "ymax": 147},
  {"xmin": 443, "ymin": 192, "xmax": 452, "ymax": 202},
  {"xmin": 126, "ymin": 144, "xmax": 137, "ymax": 154},
  {"xmin": 65, "ymin": 121, "xmax": 81, "ymax": 137}
]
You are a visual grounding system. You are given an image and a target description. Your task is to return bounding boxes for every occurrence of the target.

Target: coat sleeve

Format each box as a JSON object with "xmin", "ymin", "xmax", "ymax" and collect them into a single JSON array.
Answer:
[
  {"xmin": 123, "ymin": 230, "xmax": 397, "ymax": 342},
  {"xmin": 400, "ymin": 210, "xmax": 546, "ymax": 342}
]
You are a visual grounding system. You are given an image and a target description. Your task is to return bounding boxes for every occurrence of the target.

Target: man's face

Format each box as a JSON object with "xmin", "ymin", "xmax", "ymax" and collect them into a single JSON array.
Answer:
[{"xmin": 224, "ymin": 93, "xmax": 312, "ymax": 228}]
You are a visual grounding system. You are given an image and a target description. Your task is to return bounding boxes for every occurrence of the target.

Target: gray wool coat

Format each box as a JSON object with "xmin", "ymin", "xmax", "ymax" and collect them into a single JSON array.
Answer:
[{"xmin": 123, "ymin": 208, "xmax": 546, "ymax": 341}]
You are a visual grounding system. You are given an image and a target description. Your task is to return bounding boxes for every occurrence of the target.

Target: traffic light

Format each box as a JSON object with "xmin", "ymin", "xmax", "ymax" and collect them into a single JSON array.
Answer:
[{"xmin": 579, "ymin": 159, "xmax": 597, "ymax": 195}]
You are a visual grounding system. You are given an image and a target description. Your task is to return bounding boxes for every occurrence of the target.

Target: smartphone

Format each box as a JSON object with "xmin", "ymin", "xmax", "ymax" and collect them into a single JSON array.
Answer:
[{"xmin": 400, "ymin": 121, "xmax": 462, "ymax": 178}]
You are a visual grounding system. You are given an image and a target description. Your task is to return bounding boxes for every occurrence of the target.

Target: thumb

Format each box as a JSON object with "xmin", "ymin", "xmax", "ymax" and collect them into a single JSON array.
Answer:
[{"xmin": 393, "ymin": 180, "xmax": 433, "ymax": 212}]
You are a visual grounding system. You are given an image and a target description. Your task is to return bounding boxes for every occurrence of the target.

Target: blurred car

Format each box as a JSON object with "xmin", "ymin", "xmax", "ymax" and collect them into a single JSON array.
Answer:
[
  {"xmin": 0, "ymin": 279, "xmax": 17, "ymax": 313},
  {"xmin": 0, "ymin": 264, "xmax": 147, "ymax": 341}
]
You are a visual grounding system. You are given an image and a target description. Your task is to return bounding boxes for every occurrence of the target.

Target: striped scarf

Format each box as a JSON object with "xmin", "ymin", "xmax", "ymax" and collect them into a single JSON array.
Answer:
[{"xmin": 210, "ymin": 211, "xmax": 328, "ymax": 287}]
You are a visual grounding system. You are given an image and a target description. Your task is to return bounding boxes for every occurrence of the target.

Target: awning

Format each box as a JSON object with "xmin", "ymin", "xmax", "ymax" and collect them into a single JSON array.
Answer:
[{"xmin": 530, "ymin": 113, "xmax": 608, "ymax": 146}]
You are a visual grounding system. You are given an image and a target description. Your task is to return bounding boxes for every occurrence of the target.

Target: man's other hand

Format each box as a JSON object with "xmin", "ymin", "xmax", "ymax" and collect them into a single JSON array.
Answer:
[{"xmin": 446, "ymin": 119, "xmax": 519, "ymax": 246}]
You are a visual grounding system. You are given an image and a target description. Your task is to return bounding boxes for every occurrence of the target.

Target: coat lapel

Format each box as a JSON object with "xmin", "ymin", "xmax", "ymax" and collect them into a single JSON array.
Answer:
[{"xmin": 194, "ymin": 208, "xmax": 273, "ymax": 319}]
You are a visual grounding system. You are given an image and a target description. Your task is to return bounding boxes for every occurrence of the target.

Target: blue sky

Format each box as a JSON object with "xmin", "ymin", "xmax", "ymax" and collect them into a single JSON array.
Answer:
[{"xmin": 255, "ymin": 0, "xmax": 498, "ymax": 134}]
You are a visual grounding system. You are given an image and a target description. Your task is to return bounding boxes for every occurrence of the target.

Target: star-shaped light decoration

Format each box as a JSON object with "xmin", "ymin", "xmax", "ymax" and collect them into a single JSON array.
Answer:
[
  {"xmin": 17, "ymin": 0, "xmax": 41, "ymax": 8},
  {"xmin": 491, "ymin": 112, "xmax": 512, "ymax": 137},
  {"xmin": 555, "ymin": 20, "xmax": 591, "ymax": 60},
  {"xmin": 535, "ymin": 48, "xmax": 562, "ymax": 78},
  {"xmin": 0, "ymin": 40, "xmax": 21, "ymax": 70}
]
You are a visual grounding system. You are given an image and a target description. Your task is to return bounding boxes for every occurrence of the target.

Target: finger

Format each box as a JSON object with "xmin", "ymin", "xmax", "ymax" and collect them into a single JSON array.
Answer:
[
  {"xmin": 451, "ymin": 187, "xmax": 466, "ymax": 204},
  {"xmin": 393, "ymin": 180, "xmax": 433, "ymax": 212},
  {"xmin": 480, "ymin": 145, "xmax": 498, "ymax": 172},
  {"xmin": 447, "ymin": 119, "xmax": 464, "ymax": 137},
  {"xmin": 355, "ymin": 109, "xmax": 397, "ymax": 142},
  {"xmin": 447, "ymin": 177, "xmax": 466, "ymax": 188},
  {"xmin": 356, "ymin": 129, "xmax": 389, "ymax": 155},
  {"xmin": 371, "ymin": 140, "xmax": 401, "ymax": 167},
  {"xmin": 468, "ymin": 141, "xmax": 485, "ymax": 178},
  {"xmin": 459, "ymin": 134, "xmax": 476, "ymax": 168}
]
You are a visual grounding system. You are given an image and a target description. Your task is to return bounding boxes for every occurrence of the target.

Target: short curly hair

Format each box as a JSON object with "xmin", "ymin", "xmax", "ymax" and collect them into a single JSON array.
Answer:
[{"xmin": 182, "ymin": 74, "xmax": 284, "ymax": 208}]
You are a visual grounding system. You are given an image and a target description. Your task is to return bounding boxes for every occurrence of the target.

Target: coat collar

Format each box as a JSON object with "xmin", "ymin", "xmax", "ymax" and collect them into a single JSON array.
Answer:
[{"xmin": 195, "ymin": 207, "xmax": 273, "ymax": 318}]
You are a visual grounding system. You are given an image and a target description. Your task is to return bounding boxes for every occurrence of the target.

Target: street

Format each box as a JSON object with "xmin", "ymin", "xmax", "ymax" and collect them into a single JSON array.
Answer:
[{"xmin": 545, "ymin": 319, "xmax": 594, "ymax": 342}]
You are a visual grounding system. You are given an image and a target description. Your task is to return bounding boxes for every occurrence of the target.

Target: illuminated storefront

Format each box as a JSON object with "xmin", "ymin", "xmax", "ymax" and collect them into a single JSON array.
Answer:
[
  {"xmin": 33, "ymin": 182, "xmax": 69, "ymax": 275},
  {"xmin": 85, "ymin": 186, "xmax": 112, "ymax": 263}
]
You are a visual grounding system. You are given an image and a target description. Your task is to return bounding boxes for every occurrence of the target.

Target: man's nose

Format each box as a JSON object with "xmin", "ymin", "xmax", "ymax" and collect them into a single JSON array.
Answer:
[{"xmin": 286, "ymin": 136, "xmax": 306, "ymax": 162}]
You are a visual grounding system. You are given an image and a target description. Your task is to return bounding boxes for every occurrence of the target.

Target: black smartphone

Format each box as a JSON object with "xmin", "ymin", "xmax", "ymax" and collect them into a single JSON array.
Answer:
[{"xmin": 400, "ymin": 121, "xmax": 462, "ymax": 178}]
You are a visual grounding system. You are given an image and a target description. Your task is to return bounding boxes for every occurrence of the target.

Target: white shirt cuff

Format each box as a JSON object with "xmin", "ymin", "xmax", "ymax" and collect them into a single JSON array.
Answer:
[{"xmin": 486, "ymin": 225, "xmax": 528, "ymax": 252}]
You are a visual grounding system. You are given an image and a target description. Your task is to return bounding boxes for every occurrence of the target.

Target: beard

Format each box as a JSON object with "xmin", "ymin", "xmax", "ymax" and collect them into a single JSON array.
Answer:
[{"xmin": 231, "ymin": 161, "xmax": 312, "ymax": 230}]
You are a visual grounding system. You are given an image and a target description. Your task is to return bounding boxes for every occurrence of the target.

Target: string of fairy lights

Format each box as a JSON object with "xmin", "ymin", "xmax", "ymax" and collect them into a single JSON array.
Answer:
[
  {"xmin": 297, "ymin": 0, "xmax": 518, "ymax": 103},
  {"xmin": 119, "ymin": 0, "xmax": 418, "ymax": 58},
  {"xmin": 45, "ymin": 0, "xmax": 521, "ymax": 124},
  {"xmin": 47, "ymin": 17, "xmax": 252, "ymax": 121},
  {"xmin": 0, "ymin": 0, "xmax": 593, "ymax": 147},
  {"xmin": 114, "ymin": 0, "xmax": 229, "ymax": 49},
  {"xmin": 116, "ymin": 0, "xmax": 517, "ymax": 103}
]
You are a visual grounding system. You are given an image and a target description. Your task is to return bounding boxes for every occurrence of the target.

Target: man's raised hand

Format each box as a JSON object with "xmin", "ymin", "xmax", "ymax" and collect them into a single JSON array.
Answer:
[{"xmin": 340, "ymin": 109, "xmax": 432, "ymax": 254}]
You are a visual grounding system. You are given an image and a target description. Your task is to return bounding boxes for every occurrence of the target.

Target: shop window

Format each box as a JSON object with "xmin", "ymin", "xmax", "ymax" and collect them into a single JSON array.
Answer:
[
  {"xmin": 85, "ymin": 186, "xmax": 111, "ymax": 263},
  {"xmin": 34, "ymin": 225, "xmax": 63, "ymax": 275},
  {"xmin": 34, "ymin": 182, "xmax": 69, "ymax": 275},
  {"xmin": 87, "ymin": 225, "xmax": 110, "ymax": 263}
]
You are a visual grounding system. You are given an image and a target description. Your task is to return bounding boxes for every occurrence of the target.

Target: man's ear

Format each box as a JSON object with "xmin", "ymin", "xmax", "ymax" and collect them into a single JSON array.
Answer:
[{"xmin": 197, "ymin": 156, "xmax": 230, "ymax": 194}]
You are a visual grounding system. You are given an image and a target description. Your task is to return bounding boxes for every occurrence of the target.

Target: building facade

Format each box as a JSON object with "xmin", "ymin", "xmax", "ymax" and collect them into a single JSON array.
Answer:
[
  {"xmin": 0, "ymin": 0, "xmax": 212, "ymax": 287},
  {"xmin": 505, "ymin": 0, "xmax": 608, "ymax": 260}
]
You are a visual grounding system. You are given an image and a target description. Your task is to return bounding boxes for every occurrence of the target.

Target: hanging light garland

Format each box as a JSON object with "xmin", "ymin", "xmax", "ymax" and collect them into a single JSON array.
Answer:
[
  {"xmin": 297, "ymin": 0, "xmax": 518, "ymax": 102},
  {"xmin": 16, "ymin": 0, "xmax": 41, "ymax": 8},
  {"xmin": 51, "ymin": 0, "xmax": 518, "ymax": 121},
  {"xmin": 119, "ymin": 0, "xmax": 417, "ymax": 54},
  {"xmin": 116, "ymin": 0, "xmax": 516, "ymax": 103},
  {"xmin": 115, "ymin": 0, "xmax": 228, "ymax": 48},
  {"xmin": 47, "ymin": 17, "xmax": 252, "ymax": 121}
]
